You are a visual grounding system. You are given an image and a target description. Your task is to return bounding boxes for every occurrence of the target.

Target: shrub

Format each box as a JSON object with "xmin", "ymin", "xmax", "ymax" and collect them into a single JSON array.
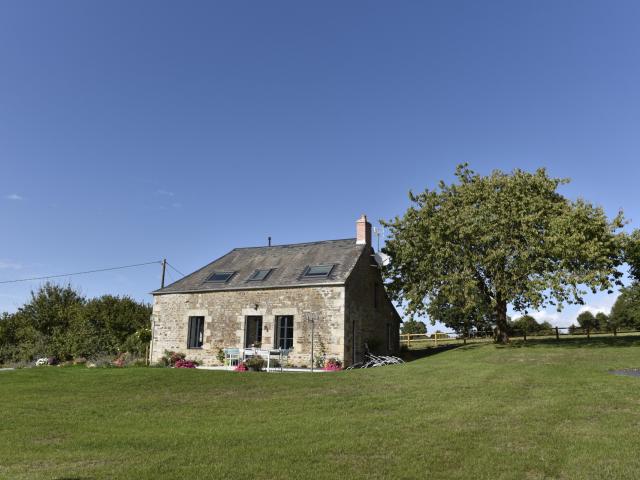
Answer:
[
  {"xmin": 112, "ymin": 354, "xmax": 126, "ymax": 368},
  {"xmin": 216, "ymin": 348, "xmax": 225, "ymax": 364},
  {"xmin": 244, "ymin": 356, "xmax": 266, "ymax": 371},
  {"xmin": 234, "ymin": 362, "xmax": 248, "ymax": 372},
  {"xmin": 160, "ymin": 350, "xmax": 186, "ymax": 367}
]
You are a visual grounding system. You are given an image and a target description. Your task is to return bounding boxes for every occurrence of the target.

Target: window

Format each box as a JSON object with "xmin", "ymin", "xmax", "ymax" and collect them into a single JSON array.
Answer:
[
  {"xmin": 187, "ymin": 316, "xmax": 204, "ymax": 349},
  {"xmin": 248, "ymin": 269, "xmax": 273, "ymax": 281},
  {"xmin": 303, "ymin": 264, "xmax": 334, "ymax": 278},
  {"xmin": 205, "ymin": 271, "xmax": 235, "ymax": 283},
  {"xmin": 275, "ymin": 315, "xmax": 294, "ymax": 350}
]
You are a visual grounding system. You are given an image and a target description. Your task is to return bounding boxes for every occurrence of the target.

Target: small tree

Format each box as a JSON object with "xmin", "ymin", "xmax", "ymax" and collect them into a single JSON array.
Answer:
[
  {"xmin": 401, "ymin": 320, "xmax": 427, "ymax": 335},
  {"xmin": 594, "ymin": 312, "xmax": 608, "ymax": 333},
  {"xmin": 577, "ymin": 311, "xmax": 596, "ymax": 339},
  {"xmin": 512, "ymin": 315, "xmax": 541, "ymax": 335}
]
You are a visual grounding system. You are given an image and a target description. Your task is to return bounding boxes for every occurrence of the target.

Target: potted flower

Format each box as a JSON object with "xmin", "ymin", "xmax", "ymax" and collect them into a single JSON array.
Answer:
[{"xmin": 244, "ymin": 356, "xmax": 266, "ymax": 372}]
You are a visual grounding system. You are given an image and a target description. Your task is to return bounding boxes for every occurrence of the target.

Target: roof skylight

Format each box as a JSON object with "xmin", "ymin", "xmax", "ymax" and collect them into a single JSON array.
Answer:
[
  {"xmin": 248, "ymin": 269, "xmax": 273, "ymax": 281},
  {"xmin": 205, "ymin": 271, "xmax": 235, "ymax": 283},
  {"xmin": 303, "ymin": 264, "xmax": 334, "ymax": 278}
]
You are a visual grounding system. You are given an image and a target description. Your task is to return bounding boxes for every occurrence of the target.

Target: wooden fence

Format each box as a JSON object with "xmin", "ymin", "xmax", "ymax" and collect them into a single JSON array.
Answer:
[{"xmin": 400, "ymin": 328, "xmax": 640, "ymax": 349}]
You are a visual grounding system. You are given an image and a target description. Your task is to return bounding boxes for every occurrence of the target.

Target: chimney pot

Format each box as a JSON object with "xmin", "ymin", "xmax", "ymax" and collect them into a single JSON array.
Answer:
[{"xmin": 356, "ymin": 214, "xmax": 371, "ymax": 246}]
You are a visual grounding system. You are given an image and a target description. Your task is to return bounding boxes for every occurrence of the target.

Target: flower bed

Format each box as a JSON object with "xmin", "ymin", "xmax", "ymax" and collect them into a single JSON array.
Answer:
[{"xmin": 175, "ymin": 359, "xmax": 197, "ymax": 369}]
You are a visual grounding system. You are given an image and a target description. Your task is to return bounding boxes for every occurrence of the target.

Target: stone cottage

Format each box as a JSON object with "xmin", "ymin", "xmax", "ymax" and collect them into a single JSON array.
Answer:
[{"xmin": 149, "ymin": 215, "xmax": 401, "ymax": 367}]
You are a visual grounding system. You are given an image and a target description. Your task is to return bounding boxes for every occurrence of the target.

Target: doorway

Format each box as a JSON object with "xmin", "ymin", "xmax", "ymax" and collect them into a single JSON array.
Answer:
[{"xmin": 245, "ymin": 315, "xmax": 263, "ymax": 348}]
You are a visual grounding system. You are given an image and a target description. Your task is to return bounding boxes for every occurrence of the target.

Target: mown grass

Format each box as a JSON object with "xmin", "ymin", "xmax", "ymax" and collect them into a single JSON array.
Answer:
[{"xmin": 1, "ymin": 337, "xmax": 640, "ymax": 479}]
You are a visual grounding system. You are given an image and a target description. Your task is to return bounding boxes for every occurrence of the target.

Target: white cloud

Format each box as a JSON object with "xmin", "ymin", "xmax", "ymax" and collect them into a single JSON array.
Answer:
[
  {"xmin": 156, "ymin": 189, "xmax": 174, "ymax": 197},
  {"xmin": 529, "ymin": 310, "xmax": 562, "ymax": 324},
  {"xmin": 522, "ymin": 293, "xmax": 619, "ymax": 328},
  {"xmin": 4, "ymin": 193, "xmax": 23, "ymax": 201},
  {"xmin": 0, "ymin": 260, "xmax": 22, "ymax": 270}
]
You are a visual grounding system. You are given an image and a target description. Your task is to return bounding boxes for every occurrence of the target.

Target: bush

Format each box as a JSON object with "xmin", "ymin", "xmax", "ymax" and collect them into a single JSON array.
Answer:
[
  {"xmin": 160, "ymin": 350, "xmax": 186, "ymax": 367},
  {"xmin": 216, "ymin": 348, "xmax": 225, "ymax": 364},
  {"xmin": 244, "ymin": 356, "xmax": 266, "ymax": 371},
  {"xmin": 234, "ymin": 362, "xmax": 248, "ymax": 372}
]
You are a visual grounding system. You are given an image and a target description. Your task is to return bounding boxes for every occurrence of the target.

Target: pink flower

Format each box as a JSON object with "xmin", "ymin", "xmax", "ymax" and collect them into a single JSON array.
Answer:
[{"xmin": 174, "ymin": 359, "xmax": 196, "ymax": 368}]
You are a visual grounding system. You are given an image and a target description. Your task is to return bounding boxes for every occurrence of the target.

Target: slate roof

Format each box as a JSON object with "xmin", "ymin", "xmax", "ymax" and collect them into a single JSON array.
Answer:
[{"xmin": 153, "ymin": 238, "xmax": 366, "ymax": 295}]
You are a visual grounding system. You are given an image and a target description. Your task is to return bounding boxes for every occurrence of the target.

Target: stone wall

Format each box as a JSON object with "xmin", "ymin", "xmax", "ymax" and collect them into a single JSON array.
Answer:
[
  {"xmin": 150, "ymin": 286, "xmax": 345, "ymax": 367},
  {"xmin": 344, "ymin": 246, "xmax": 401, "ymax": 364}
]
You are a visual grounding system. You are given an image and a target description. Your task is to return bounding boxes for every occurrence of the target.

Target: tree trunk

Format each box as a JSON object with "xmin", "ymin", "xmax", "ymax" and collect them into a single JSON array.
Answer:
[{"xmin": 494, "ymin": 299, "xmax": 509, "ymax": 344}]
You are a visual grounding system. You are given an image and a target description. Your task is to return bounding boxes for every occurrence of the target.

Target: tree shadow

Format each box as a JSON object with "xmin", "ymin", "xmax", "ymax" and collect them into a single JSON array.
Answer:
[
  {"xmin": 54, "ymin": 477, "xmax": 95, "ymax": 480},
  {"xmin": 401, "ymin": 344, "xmax": 463, "ymax": 362}
]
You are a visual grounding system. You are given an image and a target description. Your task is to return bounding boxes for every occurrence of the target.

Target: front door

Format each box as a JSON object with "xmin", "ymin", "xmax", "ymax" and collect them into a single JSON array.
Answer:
[{"xmin": 245, "ymin": 316, "xmax": 263, "ymax": 348}]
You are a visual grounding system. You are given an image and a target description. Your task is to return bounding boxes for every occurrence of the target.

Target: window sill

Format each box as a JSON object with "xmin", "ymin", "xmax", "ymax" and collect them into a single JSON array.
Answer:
[{"xmin": 187, "ymin": 347, "xmax": 203, "ymax": 350}]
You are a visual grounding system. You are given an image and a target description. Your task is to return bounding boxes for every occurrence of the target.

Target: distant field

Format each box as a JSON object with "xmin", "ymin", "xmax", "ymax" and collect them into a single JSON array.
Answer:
[{"xmin": 2, "ymin": 337, "xmax": 640, "ymax": 479}]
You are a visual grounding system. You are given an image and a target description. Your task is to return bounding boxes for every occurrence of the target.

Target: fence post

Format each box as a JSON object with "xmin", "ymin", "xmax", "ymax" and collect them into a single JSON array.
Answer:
[
  {"xmin": 523, "ymin": 330, "xmax": 527, "ymax": 342},
  {"xmin": 555, "ymin": 326, "xmax": 559, "ymax": 340},
  {"xmin": 407, "ymin": 334, "xmax": 411, "ymax": 349}
]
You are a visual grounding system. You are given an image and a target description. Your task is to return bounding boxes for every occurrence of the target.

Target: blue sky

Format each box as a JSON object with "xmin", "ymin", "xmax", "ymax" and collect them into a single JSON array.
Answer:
[{"xmin": 1, "ymin": 1, "xmax": 639, "ymax": 329}]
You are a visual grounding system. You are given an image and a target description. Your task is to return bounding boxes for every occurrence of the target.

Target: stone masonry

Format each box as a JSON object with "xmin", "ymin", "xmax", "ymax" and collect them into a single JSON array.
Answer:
[{"xmin": 150, "ymin": 286, "xmax": 345, "ymax": 366}]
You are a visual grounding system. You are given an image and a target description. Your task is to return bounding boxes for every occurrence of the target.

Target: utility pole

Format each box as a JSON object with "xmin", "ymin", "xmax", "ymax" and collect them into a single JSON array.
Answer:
[{"xmin": 160, "ymin": 258, "xmax": 167, "ymax": 288}]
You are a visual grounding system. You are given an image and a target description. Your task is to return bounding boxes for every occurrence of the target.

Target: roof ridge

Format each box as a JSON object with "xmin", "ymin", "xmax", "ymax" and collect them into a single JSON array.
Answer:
[{"xmin": 232, "ymin": 238, "xmax": 357, "ymax": 250}]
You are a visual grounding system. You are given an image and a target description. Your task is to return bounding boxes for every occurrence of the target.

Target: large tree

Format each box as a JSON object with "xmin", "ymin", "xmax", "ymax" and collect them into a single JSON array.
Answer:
[
  {"xmin": 382, "ymin": 164, "xmax": 625, "ymax": 343},
  {"xmin": 624, "ymin": 230, "xmax": 640, "ymax": 282}
]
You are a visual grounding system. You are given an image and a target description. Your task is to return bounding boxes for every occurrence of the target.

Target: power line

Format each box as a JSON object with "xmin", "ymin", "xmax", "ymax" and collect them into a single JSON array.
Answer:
[
  {"xmin": 166, "ymin": 268, "xmax": 175, "ymax": 283},
  {"xmin": 0, "ymin": 260, "xmax": 162, "ymax": 285},
  {"xmin": 166, "ymin": 262, "xmax": 185, "ymax": 277}
]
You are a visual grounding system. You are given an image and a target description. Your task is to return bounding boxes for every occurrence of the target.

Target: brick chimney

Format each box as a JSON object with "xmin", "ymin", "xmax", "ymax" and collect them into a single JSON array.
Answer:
[{"xmin": 356, "ymin": 214, "xmax": 371, "ymax": 246}]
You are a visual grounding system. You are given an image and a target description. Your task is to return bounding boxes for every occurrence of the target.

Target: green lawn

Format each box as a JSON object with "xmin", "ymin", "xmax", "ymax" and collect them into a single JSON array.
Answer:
[{"xmin": 2, "ymin": 338, "xmax": 640, "ymax": 480}]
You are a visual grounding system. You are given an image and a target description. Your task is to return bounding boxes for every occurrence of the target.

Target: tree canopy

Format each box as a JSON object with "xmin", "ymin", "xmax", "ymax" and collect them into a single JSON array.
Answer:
[
  {"xmin": 577, "ymin": 310, "xmax": 596, "ymax": 335},
  {"xmin": 400, "ymin": 319, "xmax": 427, "ymax": 335},
  {"xmin": 0, "ymin": 283, "xmax": 151, "ymax": 364},
  {"xmin": 382, "ymin": 164, "xmax": 625, "ymax": 343},
  {"xmin": 609, "ymin": 283, "xmax": 640, "ymax": 331},
  {"xmin": 624, "ymin": 230, "xmax": 640, "ymax": 282}
]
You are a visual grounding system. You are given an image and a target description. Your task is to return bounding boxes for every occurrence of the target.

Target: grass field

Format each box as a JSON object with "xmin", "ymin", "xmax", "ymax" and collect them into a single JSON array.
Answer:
[{"xmin": 2, "ymin": 337, "xmax": 640, "ymax": 479}]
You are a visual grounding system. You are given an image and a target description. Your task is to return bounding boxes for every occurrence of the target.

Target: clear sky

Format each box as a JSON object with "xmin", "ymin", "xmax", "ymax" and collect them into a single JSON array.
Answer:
[{"xmin": 1, "ymin": 1, "xmax": 639, "ymax": 329}]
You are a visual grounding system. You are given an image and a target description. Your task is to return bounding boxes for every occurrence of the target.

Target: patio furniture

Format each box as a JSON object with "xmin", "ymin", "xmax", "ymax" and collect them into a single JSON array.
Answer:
[{"xmin": 223, "ymin": 348, "xmax": 241, "ymax": 367}]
